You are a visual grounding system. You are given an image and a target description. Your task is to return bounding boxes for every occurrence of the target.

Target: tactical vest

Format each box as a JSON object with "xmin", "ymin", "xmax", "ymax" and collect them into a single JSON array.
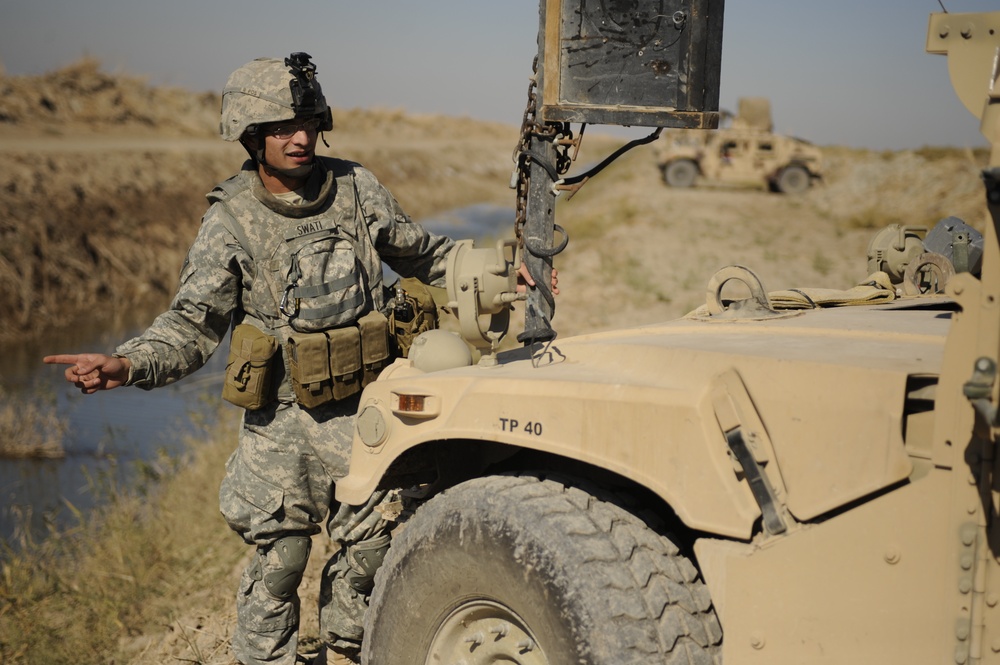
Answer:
[
  {"xmin": 208, "ymin": 158, "xmax": 391, "ymax": 407},
  {"xmin": 208, "ymin": 157, "xmax": 386, "ymax": 333}
]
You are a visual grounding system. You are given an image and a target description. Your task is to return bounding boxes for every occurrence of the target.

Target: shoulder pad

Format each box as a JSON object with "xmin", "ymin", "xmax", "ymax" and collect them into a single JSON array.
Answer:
[
  {"xmin": 319, "ymin": 156, "xmax": 364, "ymax": 179},
  {"xmin": 206, "ymin": 160, "xmax": 255, "ymax": 204}
]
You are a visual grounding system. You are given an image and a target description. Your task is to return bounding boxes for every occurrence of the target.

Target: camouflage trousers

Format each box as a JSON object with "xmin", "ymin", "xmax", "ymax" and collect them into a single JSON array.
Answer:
[{"xmin": 219, "ymin": 398, "xmax": 398, "ymax": 665}]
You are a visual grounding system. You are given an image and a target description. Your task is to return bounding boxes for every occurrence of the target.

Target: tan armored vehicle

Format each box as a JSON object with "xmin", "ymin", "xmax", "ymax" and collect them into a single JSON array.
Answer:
[
  {"xmin": 656, "ymin": 97, "xmax": 824, "ymax": 194},
  {"xmin": 340, "ymin": 4, "xmax": 1000, "ymax": 663}
]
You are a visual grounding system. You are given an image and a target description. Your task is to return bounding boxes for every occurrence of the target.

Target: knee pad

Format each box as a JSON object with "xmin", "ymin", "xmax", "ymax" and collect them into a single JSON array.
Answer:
[
  {"xmin": 263, "ymin": 535, "xmax": 312, "ymax": 600},
  {"xmin": 346, "ymin": 533, "xmax": 391, "ymax": 594}
]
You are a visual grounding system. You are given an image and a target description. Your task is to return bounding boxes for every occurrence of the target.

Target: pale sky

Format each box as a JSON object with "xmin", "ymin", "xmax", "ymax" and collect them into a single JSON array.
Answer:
[{"xmin": 0, "ymin": 0, "xmax": 996, "ymax": 151}]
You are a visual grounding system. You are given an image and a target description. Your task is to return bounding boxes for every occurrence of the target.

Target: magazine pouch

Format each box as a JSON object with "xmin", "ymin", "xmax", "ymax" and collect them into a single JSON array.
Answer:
[
  {"xmin": 287, "ymin": 332, "xmax": 335, "ymax": 409},
  {"xmin": 326, "ymin": 325, "xmax": 363, "ymax": 401},
  {"xmin": 223, "ymin": 324, "xmax": 278, "ymax": 410}
]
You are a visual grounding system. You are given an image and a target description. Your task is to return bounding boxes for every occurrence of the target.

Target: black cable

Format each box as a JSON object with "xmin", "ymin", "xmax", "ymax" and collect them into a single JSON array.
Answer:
[{"xmin": 559, "ymin": 127, "xmax": 663, "ymax": 186}]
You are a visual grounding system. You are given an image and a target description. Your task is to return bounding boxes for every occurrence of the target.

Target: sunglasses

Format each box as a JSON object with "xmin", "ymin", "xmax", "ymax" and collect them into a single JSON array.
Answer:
[{"xmin": 264, "ymin": 117, "xmax": 323, "ymax": 139}]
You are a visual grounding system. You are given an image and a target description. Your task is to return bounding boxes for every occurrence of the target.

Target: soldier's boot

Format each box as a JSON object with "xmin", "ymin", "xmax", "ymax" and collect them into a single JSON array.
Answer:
[
  {"xmin": 312, "ymin": 645, "xmax": 360, "ymax": 665},
  {"xmin": 329, "ymin": 646, "xmax": 361, "ymax": 665}
]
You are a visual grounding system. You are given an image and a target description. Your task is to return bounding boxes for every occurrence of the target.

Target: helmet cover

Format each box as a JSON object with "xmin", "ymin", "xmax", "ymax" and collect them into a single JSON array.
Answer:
[{"xmin": 220, "ymin": 52, "xmax": 333, "ymax": 141}]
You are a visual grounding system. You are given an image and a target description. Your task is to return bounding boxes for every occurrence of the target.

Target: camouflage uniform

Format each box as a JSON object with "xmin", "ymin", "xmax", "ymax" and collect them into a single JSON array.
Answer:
[{"xmin": 114, "ymin": 153, "xmax": 454, "ymax": 664}]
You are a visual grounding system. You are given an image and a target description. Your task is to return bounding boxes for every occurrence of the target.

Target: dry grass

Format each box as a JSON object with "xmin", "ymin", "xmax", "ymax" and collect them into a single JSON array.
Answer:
[
  {"xmin": 913, "ymin": 145, "xmax": 989, "ymax": 164},
  {"xmin": 0, "ymin": 407, "xmax": 245, "ymax": 665},
  {"xmin": 0, "ymin": 386, "xmax": 66, "ymax": 459},
  {"xmin": 813, "ymin": 149, "xmax": 988, "ymax": 234}
]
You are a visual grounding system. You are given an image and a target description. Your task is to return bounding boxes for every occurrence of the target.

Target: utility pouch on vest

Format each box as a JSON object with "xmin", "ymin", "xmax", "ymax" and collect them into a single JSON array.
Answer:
[
  {"xmin": 287, "ymin": 332, "xmax": 335, "ymax": 409},
  {"xmin": 223, "ymin": 324, "xmax": 278, "ymax": 410},
  {"xmin": 358, "ymin": 310, "xmax": 391, "ymax": 386},
  {"xmin": 389, "ymin": 277, "xmax": 439, "ymax": 358},
  {"xmin": 326, "ymin": 326, "xmax": 363, "ymax": 401}
]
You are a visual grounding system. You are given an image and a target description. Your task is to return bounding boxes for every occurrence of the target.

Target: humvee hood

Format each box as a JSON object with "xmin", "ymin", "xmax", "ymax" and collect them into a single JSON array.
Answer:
[{"xmin": 342, "ymin": 302, "xmax": 951, "ymax": 538}]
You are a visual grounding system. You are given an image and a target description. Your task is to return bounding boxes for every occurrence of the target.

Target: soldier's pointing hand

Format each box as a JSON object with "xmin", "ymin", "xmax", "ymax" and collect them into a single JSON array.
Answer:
[{"xmin": 43, "ymin": 353, "xmax": 131, "ymax": 394}]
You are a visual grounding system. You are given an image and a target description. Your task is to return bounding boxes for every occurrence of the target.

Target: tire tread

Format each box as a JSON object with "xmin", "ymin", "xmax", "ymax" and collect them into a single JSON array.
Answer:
[{"xmin": 366, "ymin": 473, "xmax": 721, "ymax": 665}]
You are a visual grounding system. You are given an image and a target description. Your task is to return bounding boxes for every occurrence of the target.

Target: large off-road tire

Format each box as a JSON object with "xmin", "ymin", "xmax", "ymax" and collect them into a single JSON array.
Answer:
[
  {"xmin": 774, "ymin": 164, "xmax": 811, "ymax": 194},
  {"xmin": 363, "ymin": 474, "xmax": 721, "ymax": 665},
  {"xmin": 663, "ymin": 159, "xmax": 699, "ymax": 188}
]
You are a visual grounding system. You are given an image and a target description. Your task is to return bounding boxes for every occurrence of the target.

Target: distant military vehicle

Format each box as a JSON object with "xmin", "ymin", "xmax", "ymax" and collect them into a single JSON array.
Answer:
[
  {"xmin": 339, "ymin": 3, "xmax": 1000, "ymax": 663},
  {"xmin": 656, "ymin": 97, "xmax": 824, "ymax": 194}
]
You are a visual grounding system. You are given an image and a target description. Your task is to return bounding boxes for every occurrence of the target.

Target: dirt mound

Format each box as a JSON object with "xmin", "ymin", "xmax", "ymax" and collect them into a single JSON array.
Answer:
[
  {"xmin": 0, "ymin": 58, "xmax": 220, "ymax": 136},
  {"xmin": 0, "ymin": 57, "xmax": 517, "ymax": 142},
  {"xmin": 0, "ymin": 148, "xmax": 239, "ymax": 338},
  {"xmin": 332, "ymin": 106, "xmax": 515, "ymax": 143}
]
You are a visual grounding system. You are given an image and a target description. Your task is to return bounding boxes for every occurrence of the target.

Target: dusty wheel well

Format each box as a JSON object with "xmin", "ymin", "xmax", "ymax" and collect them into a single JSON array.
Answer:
[{"xmin": 393, "ymin": 439, "xmax": 700, "ymax": 553}]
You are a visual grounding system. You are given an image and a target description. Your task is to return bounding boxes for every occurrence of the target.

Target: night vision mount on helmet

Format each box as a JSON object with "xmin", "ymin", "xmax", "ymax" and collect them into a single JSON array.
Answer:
[{"xmin": 284, "ymin": 52, "xmax": 324, "ymax": 119}]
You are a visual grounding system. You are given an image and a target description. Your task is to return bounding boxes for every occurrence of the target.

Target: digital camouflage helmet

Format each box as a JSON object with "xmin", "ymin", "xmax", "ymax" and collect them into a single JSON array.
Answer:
[{"xmin": 219, "ymin": 52, "xmax": 333, "ymax": 142}]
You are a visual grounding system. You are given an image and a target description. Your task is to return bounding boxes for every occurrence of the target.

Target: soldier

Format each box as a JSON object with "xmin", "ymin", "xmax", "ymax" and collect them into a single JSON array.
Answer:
[{"xmin": 44, "ymin": 53, "xmax": 554, "ymax": 665}]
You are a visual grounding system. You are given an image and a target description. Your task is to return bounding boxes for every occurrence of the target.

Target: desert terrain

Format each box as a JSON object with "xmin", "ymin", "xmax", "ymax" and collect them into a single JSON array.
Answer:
[{"xmin": 0, "ymin": 59, "xmax": 991, "ymax": 664}]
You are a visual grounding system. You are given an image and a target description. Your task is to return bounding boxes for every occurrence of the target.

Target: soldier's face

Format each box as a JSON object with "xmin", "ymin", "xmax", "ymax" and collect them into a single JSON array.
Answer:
[{"xmin": 261, "ymin": 120, "xmax": 319, "ymax": 171}]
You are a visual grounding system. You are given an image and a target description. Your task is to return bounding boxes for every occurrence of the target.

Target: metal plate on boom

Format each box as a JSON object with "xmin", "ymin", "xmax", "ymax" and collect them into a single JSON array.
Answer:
[{"xmin": 540, "ymin": 0, "xmax": 725, "ymax": 128}]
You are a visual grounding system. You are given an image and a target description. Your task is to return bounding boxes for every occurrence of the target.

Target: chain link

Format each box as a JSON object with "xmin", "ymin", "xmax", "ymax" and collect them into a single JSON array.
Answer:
[
  {"xmin": 512, "ymin": 57, "xmax": 577, "ymax": 249},
  {"xmin": 512, "ymin": 68, "xmax": 536, "ymax": 244}
]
